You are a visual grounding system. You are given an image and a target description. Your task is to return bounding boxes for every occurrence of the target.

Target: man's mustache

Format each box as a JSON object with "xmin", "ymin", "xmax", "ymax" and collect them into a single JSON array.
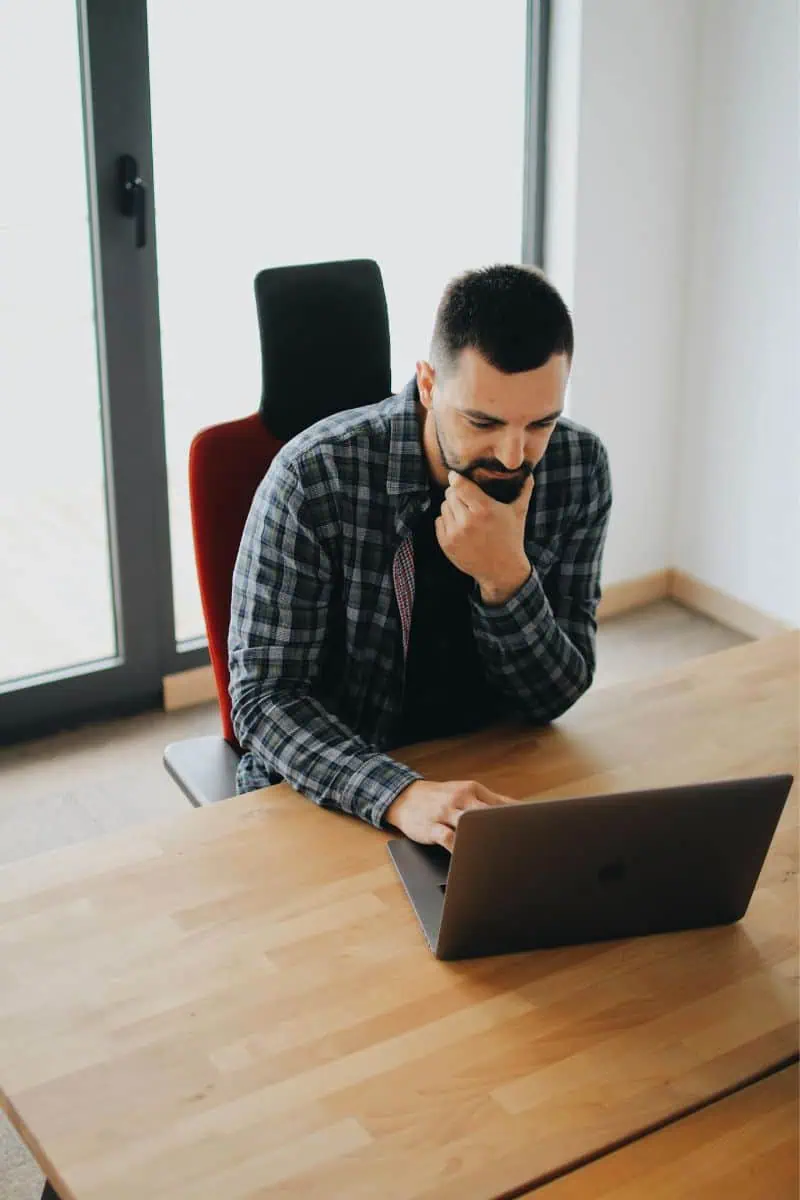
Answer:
[{"xmin": 465, "ymin": 460, "xmax": 534, "ymax": 477}]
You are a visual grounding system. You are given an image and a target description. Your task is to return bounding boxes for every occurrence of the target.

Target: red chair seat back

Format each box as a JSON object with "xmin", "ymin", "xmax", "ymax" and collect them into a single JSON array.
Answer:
[{"xmin": 189, "ymin": 414, "xmax": 283, "ymax": 746}]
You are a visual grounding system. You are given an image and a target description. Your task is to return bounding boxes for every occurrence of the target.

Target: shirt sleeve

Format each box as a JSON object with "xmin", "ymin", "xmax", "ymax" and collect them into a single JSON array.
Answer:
[
  {"xmin": 469, "ymin": 440, "xmax": 612, "ymax": 723},
  {"xmin": 228, "ymin": 454, "xmax": 421, "ymax": 828}
]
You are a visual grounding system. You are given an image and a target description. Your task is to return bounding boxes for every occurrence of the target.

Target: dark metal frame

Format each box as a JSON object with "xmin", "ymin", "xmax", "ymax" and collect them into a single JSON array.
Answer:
[
  {"xmin": 0, "ymin": 0, "xmax": 205, "ymax": 746},
  {"xmin": 1, "ymin": 0, "xmax": 551, "ymax": 747},
  {"xmin": 523, "ymin": 0, "xmax": 551, "ymax": 268}
]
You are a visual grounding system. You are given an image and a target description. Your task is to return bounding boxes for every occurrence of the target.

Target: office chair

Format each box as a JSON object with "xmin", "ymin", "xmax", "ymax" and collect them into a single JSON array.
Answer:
[{"xmin": 163, "ymin": 258, "xmax": 392, "ymax": 806}]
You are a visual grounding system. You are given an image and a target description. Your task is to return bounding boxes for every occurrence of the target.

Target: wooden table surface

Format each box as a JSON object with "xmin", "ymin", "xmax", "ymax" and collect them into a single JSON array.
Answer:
[
  {"xmin": 530, "ymin": 1063, "xmax": 799, "ymax": 1199},
  {"xmin": 1, "ymin": 633, "xmax": 798, "ymax": 1200}
]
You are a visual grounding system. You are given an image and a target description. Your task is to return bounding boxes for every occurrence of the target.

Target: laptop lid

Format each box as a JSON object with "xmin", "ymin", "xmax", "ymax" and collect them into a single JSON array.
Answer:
[{"xmin": 388, "ymin": 775, "xmax": 794, "ymax": 961}]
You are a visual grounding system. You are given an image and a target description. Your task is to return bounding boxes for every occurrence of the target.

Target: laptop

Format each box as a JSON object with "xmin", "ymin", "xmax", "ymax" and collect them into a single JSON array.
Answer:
[{"xmin": 387, "ymin": 775, "xmax": 794, "ymax": 960}]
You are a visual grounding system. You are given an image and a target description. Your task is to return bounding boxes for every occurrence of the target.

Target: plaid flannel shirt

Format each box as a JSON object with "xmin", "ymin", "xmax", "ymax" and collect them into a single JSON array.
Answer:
[{"xmin": 229, "ymin": 377, "xmax": 612, "ymax": 828}]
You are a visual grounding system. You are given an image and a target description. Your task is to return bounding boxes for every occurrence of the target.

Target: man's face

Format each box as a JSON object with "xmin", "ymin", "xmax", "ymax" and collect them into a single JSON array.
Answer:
[{"xmin": 416, "ymin": 347, "xmax": 568, "ymax": 503}]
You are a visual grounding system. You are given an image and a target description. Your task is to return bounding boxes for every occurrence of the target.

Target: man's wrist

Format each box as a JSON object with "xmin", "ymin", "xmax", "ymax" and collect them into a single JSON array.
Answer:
[
  {"xmin": 384, "ymin": 782, "xmax": 413, "ymax": 829},
  {"xmin": 477, "ymin": 562, "xmax": 532, "ymax": 607}
]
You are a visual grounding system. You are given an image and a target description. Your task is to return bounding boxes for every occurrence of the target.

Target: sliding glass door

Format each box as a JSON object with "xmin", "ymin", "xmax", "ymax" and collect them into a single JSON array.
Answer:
[
  {"xmin": 0, "ymin": 0, "xmax": 185, "ymax": 741},
  {"xmin": 0, "ymin": 0, "xmax": 547, "ymax": 743},
  {"xmin": 1, "ymin": 1, "xmax": 117, "ymax": 685}
]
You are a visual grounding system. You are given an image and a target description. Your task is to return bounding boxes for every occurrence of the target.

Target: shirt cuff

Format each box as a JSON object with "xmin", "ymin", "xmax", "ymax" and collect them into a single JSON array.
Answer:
[
  {"xmin": 471, "ymin": 566, "xmax": 549, "ymax": 633},
  {"xmin": 338, "ymin": 754, "xmax": 423, "ymax": 829}
]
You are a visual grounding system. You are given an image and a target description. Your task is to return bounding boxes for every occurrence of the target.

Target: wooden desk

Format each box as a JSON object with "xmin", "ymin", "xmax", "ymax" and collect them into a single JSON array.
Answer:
[
  {"xmin": 530, "ymin": 1063, "xmax": 799, "ymax": 1199},
  {"xmin": 1, "ymin": 634, "xmax": 797, "ymax": 1200}
]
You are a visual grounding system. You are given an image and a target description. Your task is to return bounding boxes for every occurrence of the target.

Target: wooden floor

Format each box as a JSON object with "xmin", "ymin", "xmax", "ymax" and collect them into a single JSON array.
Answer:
[{"xmin": 0, "ymin": 601, "xmax": 748, "ymax": 1199}]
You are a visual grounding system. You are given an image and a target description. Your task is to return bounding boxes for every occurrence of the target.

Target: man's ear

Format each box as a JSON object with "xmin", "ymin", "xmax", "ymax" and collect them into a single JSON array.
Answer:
[{"xmin": 415, "ymin": 360, "xmax": 436, "ymax": 412}]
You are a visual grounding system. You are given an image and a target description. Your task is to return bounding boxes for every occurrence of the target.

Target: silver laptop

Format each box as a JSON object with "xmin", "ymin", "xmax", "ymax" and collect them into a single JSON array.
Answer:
[{"xmin": 387, "ymin": 775, "xmax": 794, "ymax": 960}]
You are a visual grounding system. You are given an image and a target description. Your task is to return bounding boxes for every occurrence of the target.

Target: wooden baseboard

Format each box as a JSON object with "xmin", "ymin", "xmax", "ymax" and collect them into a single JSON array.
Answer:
[
  {"xmin": 669, "ymin": 570, "xmax": 794, "ymax": 640},
  {"xmin": 598, "ymin": 568, "xmax": 795, "ymax": 639},
  {"xmin": 597, "ymin": 570, "xmax": 671, "ymax": 621},
  {"xmin": 161, "ymin": 570, "xmax": 794, "ymax": 712},
  {"xmin": 163, "ymin": 665, "xmax": 217, "ymax": 712}
]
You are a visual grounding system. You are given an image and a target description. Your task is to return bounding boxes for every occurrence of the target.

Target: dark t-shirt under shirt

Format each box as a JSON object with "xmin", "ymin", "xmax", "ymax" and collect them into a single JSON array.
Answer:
[{"xmin": 395, "ymin": 486, "xmax": 510, "ymax": 746}]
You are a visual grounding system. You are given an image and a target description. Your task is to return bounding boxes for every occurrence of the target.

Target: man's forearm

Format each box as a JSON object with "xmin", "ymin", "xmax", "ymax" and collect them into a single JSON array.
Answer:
[
  {"xmin": 231, "ymin": 684, "xmax": 421, "ymax": 827},
  {"xmin": 471, "ymin": 569, "xmax": 595, "ymax": 722}
]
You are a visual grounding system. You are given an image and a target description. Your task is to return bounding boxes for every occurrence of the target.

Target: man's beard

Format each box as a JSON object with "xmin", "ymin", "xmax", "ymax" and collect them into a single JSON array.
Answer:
[{"xmin": 434, "ymin": 417, "xmax": 532, "ymax": 504}]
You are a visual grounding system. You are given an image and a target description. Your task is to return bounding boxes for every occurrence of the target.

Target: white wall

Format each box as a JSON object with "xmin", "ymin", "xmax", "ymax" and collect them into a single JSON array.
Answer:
[
  {"xmin": 674, "ymin": 0, "xmax": 799, "ymax": 627},
  {"xmin": 545, "ymin": 0, "xmax": 699, "ymax": 586},
  {"xmin": 544, "ymin": 0, "xmax": 583, "ymax": 316}
]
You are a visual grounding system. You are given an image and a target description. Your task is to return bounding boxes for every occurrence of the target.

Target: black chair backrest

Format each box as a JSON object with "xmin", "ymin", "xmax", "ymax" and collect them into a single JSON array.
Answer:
[{"xmin": 255, "ymin": 259, "xmax": 391, "ymax": 442}]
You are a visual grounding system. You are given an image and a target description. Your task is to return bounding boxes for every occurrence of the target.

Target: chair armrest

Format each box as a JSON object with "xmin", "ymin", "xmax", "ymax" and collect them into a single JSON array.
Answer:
[{"xmin": 163, "ymin": 736, "xmax": 241, "ymax": 807}]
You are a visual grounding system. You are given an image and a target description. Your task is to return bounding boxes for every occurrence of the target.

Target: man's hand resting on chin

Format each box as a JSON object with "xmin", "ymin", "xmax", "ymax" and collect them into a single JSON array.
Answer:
[
  {"xmin": 435, "ymin": 470, "xmax": 534, "ymax": 606},
  {"xmin": 385, "ymin": 779, "xmax": 516, "ymax": 852}
]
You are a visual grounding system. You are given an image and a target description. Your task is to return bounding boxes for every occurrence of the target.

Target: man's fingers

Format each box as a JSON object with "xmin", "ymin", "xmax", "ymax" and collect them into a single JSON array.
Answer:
[
  {"xmin": 513, "ymin": 472, "xmax": 535, "ymax": 508},
  {"xmin": 430, "ymin": 822, "xmax": 455, "ymax": 853},
  {"xmin": 443, "ymin": 486, "xmax": 472, "ymax": 518},
  {"xmin": 447, "ymin": 471, "xmax": 486, "ymax": 512},
  {"xmin": 473, "ymin": 781, "xmax": 516, "ymax": 806},
  {"xmin": 445, "ymin": 781, "xmax": 514, "ymax": 810},
  {"xmin": 449, "ymin": 790, "xmax": 491, "ymax": 814},
  {"xmin": 435, "ymin": 511, "xmax": 452, "ymax": 540}
]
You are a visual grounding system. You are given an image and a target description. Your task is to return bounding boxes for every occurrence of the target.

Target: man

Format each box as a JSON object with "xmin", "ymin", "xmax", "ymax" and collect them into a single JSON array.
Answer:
[{"xmin": 229, "ymin": 264, "xmax": 611, "ymax": 851}]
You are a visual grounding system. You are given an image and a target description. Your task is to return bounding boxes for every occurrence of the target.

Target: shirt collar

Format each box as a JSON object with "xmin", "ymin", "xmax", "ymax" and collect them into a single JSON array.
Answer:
[{"xmin": 386, "ymin": 377, "xmax": 433, "ymax": 499}]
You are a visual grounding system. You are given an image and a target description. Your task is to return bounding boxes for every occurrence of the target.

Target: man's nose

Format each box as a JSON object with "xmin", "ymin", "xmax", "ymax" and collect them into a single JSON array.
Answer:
[{"xmin": 496, "ymin": 431, "xmax": 525, "ymax": 471}]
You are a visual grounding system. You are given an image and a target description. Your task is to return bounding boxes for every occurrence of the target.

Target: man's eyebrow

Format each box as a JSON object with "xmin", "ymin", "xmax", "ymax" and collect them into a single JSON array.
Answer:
[{"xmin": 462, "ymin": 408, "xmax": 563, "ymax": 428}]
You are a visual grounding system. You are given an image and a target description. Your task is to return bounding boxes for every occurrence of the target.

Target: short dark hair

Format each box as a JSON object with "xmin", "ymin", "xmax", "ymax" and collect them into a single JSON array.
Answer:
[{"xmin": 430, "ymin": 263, "xmax": 574, "ymax": 377}]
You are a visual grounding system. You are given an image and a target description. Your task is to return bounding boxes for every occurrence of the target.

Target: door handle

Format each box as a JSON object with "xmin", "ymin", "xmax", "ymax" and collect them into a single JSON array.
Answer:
[{"xmin": 117, "ymin": 154, "xmax": 147, "ymax": 249}]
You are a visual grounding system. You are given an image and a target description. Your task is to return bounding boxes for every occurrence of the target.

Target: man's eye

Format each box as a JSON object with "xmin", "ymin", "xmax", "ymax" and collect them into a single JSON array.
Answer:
[{"xmin": 468, "ymin": 419, "xmax": 495, "ymax": 430}]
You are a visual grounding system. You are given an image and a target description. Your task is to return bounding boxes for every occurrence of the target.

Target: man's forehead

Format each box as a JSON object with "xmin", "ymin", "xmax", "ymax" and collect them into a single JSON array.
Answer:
[{"xmin": 449, "ymin": 349, "xmax": 568, "ymax": 418}]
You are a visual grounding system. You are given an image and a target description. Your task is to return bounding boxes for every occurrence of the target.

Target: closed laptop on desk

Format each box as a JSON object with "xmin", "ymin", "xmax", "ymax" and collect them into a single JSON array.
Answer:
[{"xmin": 387, "ymin": 775, "xmax": 794, "ymax": 961}]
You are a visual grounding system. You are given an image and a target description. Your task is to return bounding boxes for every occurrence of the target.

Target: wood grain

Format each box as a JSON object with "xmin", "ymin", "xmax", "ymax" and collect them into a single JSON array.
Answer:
[
  {"xmin": 530, "ymin": 1063, "xmax": 799, "ymax": 1198},
  {"xmin": 0, "ymin": 633, "xmax": 797, "ymax": 1200}
]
